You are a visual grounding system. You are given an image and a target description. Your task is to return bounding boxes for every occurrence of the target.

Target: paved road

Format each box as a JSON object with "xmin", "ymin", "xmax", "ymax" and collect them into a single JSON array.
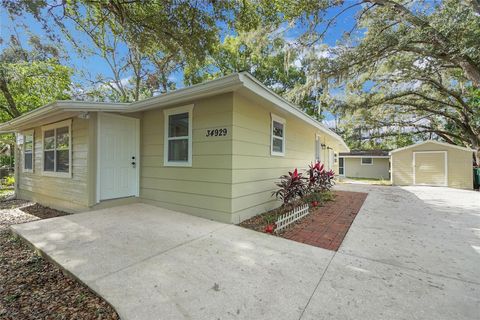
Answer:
[{"xmin": 11, "ymin": 185, "xmax": 480, "ymax": 319}]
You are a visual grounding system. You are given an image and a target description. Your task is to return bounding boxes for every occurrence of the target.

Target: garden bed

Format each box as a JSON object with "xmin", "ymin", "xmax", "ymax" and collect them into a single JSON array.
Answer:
[
  {"xmin": 239, "ymin": 190, "xmax": 367, "ymax": 251},
  {"xmin": 0, "ymin": 197, "xmax": 119, "ymax": 319}
]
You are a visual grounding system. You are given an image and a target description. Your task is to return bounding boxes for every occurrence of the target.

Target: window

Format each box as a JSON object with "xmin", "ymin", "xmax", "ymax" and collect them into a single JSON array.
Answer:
[
  {"xmin": 271, "ymin": 114, "xmax": 285, "ymax": 156},
  {"xmin": 361, "ymin": 157, "xmax": 373, "ymax": 165},
  {"xmin": 23, "ymin": 131, "xmax": 34, "ymax": 172},
  {"xmin": 42, "ymin": 120, "xmax": 71, "ymax": 177},
  {"xmin": 164, "ymin": 105, "xmax": 194, "ymax": 166},
  {"xmin": 339, "ymin": 157, "xmax": 344, "ymax": 175}
]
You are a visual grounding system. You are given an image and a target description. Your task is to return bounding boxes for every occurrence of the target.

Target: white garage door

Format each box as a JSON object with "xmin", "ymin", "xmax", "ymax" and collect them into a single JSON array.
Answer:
[{"xmin": 414, "ymin": 152, "xmax": 447, "ymax": 186}]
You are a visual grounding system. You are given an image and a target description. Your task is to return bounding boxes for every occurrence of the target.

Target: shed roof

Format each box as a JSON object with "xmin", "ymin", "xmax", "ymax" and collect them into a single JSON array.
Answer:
[{"xmin": 389, "ymin": 140, "xmax": 474, "ymax": 155}]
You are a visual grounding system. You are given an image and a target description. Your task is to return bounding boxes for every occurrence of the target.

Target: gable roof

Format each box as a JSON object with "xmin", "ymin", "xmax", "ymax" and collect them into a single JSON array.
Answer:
[
  {"xmin": 389, "ymin": 140, "xmax": 474, "ymax": 155},
  {"xmin": 0, "ymin": 72, "xmax": 348, "ymax": 151}
]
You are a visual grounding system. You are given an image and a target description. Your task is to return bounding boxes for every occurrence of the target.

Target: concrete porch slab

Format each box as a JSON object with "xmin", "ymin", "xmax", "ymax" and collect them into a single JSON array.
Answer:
[{"xmin": 10, "ymin": 185, "xmax": 480, "ymax": 319}]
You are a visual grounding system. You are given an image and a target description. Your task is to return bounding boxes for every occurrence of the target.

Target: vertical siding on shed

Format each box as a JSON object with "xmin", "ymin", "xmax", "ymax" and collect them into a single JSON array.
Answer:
[
  {"xmin": 231, "ymin": 92, "xmax": 341, "ymax": 223},
  {"xmin": 17, "ymin": 117, "xmax": 91, "ymax": 212},
  {"xmin": 139, "ymin": 93, "xmax": 235, "ymax": 223},
  {"xmin": 391, "ymin": 142, "xmax": 473, "ymax": 189}
]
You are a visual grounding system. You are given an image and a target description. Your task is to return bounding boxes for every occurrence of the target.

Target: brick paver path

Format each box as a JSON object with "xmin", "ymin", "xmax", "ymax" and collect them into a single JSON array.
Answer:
[{"xmin": 281, "ymin": 191, "xmax": 368, "ymax": 251}]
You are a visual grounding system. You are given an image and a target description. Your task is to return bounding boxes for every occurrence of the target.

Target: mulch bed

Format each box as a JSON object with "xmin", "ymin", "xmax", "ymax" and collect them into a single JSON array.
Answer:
[
  {"xmin": 239, "ymin": 191, "xmax": 368, "ymax": 251},
  {"xmin": 0, "ymin": 197, "xmax": 119, "ymax": 319}
]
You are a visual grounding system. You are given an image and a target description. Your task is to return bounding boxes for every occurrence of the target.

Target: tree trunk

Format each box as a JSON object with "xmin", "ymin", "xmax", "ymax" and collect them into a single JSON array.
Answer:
[
  {"xmin": 0, "ymin": 77, "xmax": 21, "ymax": 118},
  {"xmin": 456, "ymin": 59, "xmax": 480, "ymax": 88}
]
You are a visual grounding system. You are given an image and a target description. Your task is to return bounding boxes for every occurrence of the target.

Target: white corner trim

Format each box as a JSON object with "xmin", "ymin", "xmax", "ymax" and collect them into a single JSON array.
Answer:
[
  {"xmin": 163, "ymin": 104, "xmax": 194, "ymax": 167},
  {"xmin": 270, "ymin": 113, "xmax": 286, "ymax": 157},
  {"xmin": 412, "ymin": 151, "xmax": 448, "ymax": 186}
]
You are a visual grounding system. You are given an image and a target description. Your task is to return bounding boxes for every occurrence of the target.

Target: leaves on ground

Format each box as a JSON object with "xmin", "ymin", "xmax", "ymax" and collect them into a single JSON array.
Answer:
[{"xmin": 0, "ymin": 199, "xmax": 119, "ymax": 320}]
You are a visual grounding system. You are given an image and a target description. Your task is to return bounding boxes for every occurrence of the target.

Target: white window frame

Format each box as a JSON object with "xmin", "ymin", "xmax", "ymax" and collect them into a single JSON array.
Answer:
[
  {"xmin": 41, "ymin": 119, "xmax": 72, "ymax": 178},
  {"xmin": 271, "ymin": 113, "xmax": 286, "ymax": 156},
  {"xmin": 22, "ymin": 130, "xmax": 34, "ymax": 173},
  {"xmin": 163, "ymin": 104, "xmax": 194, "ymax": 167},
  {"xmin": 338, "ymin": 157, "xmax": 345, "ymax": 176},
  {"xmin": 361, "ymin": 157, "xmax": 373, "ymax": 165}
]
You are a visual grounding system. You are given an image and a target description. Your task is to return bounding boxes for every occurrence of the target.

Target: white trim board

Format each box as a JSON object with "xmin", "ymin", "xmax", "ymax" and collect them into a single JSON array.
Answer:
[{"xmin": 413, "ymin": 151, "xmax": 448, "ymax": 187}]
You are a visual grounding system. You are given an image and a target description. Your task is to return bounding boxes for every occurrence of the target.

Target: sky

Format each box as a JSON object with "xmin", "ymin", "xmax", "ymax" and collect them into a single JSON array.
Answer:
[{"xmin": 0, "ymin": 2, "xmax": 361, "ymax": 122}]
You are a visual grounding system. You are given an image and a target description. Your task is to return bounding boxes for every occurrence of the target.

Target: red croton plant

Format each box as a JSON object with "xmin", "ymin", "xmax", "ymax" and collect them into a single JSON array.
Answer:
[
  {"xmin": 269, "ymin": 161, "xmax": 336, "ymax": 233},
  {"xmin": 308, "ymin": 161, "xmax": 335, "ymax": 193},
  {"xmin": 271, "ymin": 168, "xmax": 306, "ymax": 206}
]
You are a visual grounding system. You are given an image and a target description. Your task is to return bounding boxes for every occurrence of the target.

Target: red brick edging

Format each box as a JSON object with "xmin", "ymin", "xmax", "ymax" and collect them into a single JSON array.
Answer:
[{"xmin": 280, "ymin": 191, "xmax": 368, "ymax": 251}]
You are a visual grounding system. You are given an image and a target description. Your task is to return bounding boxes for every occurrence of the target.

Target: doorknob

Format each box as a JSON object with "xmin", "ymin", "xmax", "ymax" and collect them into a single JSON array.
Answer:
[{"xmin": 131, "ymin": 156, "xmax": 136, "ymax": 168}]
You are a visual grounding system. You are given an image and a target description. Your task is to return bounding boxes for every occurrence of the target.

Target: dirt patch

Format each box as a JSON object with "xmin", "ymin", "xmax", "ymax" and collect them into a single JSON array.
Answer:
[
  {"xmin": 0, "ymin": 198, "xmax": 119, "ymax": 319},
  {"xmin": 239, "ymin": 191, "xmax": 367, "ymax": 251}
]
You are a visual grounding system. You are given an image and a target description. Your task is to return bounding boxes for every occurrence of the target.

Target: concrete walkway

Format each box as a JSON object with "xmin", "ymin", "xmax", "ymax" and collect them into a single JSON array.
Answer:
[{"xmin": 11, "ymin": 185, "xmax": 480, "ymax": 319}]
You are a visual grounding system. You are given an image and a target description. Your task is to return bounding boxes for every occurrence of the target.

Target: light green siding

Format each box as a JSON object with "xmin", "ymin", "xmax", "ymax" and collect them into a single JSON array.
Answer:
[
  {"xmin": 230, "ymin": 92, "xmax": 342, "ymax": 223},
  {"xmin": 139, "ymin": 93, "xmax": 235, "ymax": 223},
  {"xmin": 391, "ymin": 141, "xmax": 473, "ymax": 189},
  {"xmin": 15, "ymin": 92, "xmax": 347, "ymax": 223},
  {"xmin": 343, "ymin": 157, "xmax": 390, "ymax": 179},
  {"xmin": 17, "ymin": 117, "xmax": 93, "ymax": 212}
]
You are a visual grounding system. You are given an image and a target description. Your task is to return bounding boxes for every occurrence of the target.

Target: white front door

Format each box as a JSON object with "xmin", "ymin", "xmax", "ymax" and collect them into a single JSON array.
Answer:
[{"xmin": 98, "ymin": 113, "xmax": 139, "ymax": 201}]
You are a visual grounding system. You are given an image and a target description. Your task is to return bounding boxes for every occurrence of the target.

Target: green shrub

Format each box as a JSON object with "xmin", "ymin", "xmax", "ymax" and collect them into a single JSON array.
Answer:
[{"xmin": 4, "ymin": 176, "xmax": 14, "ymax": 187}]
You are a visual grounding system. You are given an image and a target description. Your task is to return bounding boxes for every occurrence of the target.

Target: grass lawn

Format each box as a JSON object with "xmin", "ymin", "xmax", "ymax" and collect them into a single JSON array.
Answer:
[{"xmin": 0, "ymin": 195, "xmax": 119, "ymax": 319}]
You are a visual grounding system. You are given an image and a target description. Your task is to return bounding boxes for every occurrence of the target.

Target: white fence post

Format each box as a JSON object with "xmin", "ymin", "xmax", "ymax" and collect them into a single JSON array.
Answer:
[{"xmin": 275, "ymin": 203, "xmax": 310, "ymax": 233}]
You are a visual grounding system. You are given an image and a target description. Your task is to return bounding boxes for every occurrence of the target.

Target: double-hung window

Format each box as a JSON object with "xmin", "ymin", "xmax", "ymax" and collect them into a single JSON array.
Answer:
[
  {"xmin": 42, "ymin": 119, "xmax": 71, "ymax": 177},
  {"xmin": 271, "ymin": 114, "xmax": 285, "ymax": 156},
  {"xmin": 23, "ymin": 131, "xmax": 34, "ymax": 172},
  {"xmin": 164, "ymin": 105, "xmax": 194, "ymax": 166}
]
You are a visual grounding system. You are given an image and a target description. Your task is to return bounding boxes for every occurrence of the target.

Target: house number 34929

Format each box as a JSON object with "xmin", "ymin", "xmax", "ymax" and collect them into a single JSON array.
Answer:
[{"xmin": 206, "ymin": 128, "xmax": 228, "ymax": 137}]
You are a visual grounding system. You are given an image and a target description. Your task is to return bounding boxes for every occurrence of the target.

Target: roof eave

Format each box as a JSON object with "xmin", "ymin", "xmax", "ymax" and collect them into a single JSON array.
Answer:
[
  {"xmin": 129, "ymin": 73, "xmax": 244, "ymax": 112},
  {"xmin": 0, "ymin": 101, "xmax": 128, "ymax": 132},
  {"xmin": 389, "ymin": 140, "xmax": 474, "ymax": 154}
]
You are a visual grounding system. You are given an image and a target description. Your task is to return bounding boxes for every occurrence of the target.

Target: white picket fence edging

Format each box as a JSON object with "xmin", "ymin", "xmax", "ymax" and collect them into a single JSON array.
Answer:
[{"xmin": 275, "ymin": 203, "xmax": 310, "ymax": 233}]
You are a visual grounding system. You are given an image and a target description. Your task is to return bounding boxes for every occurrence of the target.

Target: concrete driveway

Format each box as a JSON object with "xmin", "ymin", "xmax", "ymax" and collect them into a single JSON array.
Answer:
[{"xmin": 11, "ymin": 185, "xmax": 480, "ymax": 320}]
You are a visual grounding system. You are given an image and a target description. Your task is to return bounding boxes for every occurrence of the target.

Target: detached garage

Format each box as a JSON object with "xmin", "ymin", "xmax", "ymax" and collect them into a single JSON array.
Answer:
[{"xmin": 390, "ymin": 140, "xmax": 474, "ymax": 189}]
